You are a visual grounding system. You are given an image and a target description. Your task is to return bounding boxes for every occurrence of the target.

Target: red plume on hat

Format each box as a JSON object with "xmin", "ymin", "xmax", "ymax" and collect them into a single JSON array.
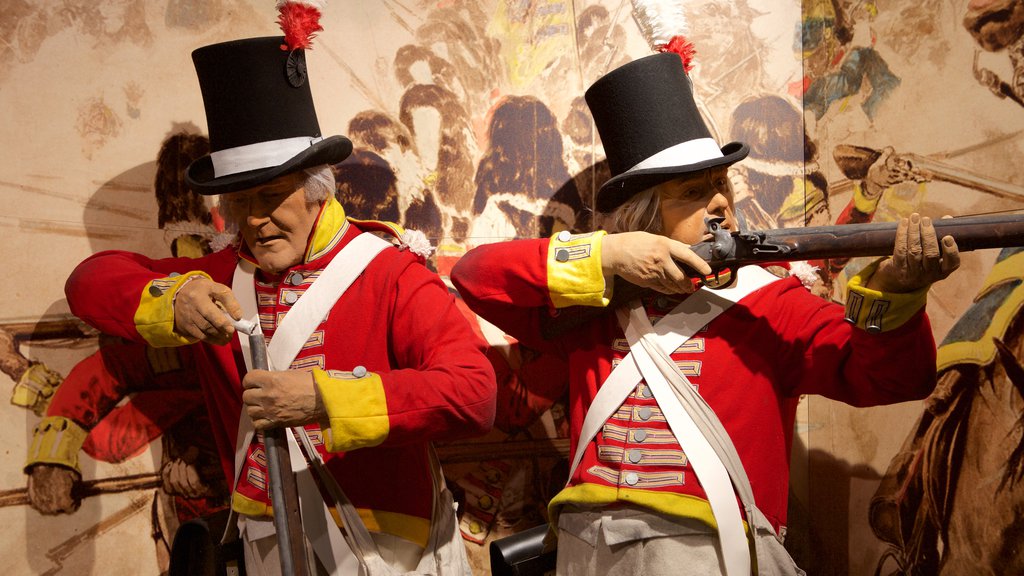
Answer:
[
  {"xmin": 277, "ymin": 0, "xmax": 325, "ymax": 51},
  {"xmin": 630, "ymin": 0, "xmax": 696, "ymax": 72},
  {"xmin": 584, "ymin": 1, "xmax": 749, "ymax": 212}
]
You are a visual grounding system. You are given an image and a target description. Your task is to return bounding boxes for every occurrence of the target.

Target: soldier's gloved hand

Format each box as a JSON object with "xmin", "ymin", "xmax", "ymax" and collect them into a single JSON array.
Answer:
[
  {"xmin": 27, "ymin": 464, "xmax": 81, "ymax": 515},
  {"xmin": 865, "ymin": 213, "xmax": 960, "ymax": 293},
  {"xmin": 11, "ymin": 363, "xmax": 63, "ymax": 416},
  {"xmin": 161, "ymin": 446, "xmax": 210, "ymax": 499},
  {"xmin": 172, "ymin": 275, "xmax": 243, "ymax": 346},
  {"xmin": 864, "ymin": 147, "xmax": 920, "ymax": 199}
]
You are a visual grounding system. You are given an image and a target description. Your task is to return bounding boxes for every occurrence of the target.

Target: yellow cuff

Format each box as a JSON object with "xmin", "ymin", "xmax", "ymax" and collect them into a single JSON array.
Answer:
[
  {"xmin": 314, "ymin": 368, "xmax": 390, "ymax": 452},
  {"xmin": 852, "ymin": 181, "xmax": 882, "ymax": 214},
  {"xmin": 547, "ymin": 231, "xmax": 610, "ymax": 308},
  {"xmin": 844, "ymin": 260, "xmax": 928, "ymax": 332},
  {"xmin": 133, "ymin": 272, "xmax": 210, "ymax": 348},
  {"xmin": 25, "ymin": 416, "xmax": 89, "ymax": 473}
]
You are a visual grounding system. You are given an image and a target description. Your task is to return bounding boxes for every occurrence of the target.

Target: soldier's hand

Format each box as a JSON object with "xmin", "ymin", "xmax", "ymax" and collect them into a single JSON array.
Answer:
[
  {"xmin": 0, "ymin": 327, "xmax": 30, "ymax": 379},
  {"xmin": 12, "ymin": 363, "xmax": 63, "ymax": 416},
  {"xmin": 864, "ymin": 147, "xmax": 920, "ymax": 198},
  {"xmin": 161, "ymin": 446, "xmax": 210, "ymax": 499},
  {"xmin": 27, "ymin": 464, "xmax": 81, "ymax": 515},
  {"xmin": 172, "ymin": 276, "xmax": 242, "ymax": 345},
  {"xmin": 601, "ymin": 231, "xmax": 712, "ymax": 295},
  {"xmin": 242, "ymin": 369, "xmax": 325, "ymax": 431},
  {"xmin": 866, "ymin": 213, "xmax": 960, "ymax": 293}
]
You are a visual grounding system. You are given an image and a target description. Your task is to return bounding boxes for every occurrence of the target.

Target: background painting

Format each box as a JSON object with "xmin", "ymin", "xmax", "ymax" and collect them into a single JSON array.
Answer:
[{"xmin": 2, "ymin": 0, "xmax": 1023, "ymax": 574}]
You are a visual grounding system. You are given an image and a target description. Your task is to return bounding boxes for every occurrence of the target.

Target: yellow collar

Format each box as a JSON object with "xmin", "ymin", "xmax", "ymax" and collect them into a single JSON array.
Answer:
[
  {"xmin": 306, "ymin": 196, "xmax": 349, "ymax": 263},
  {"xmin": 238, "ymin": 196, "xmax": 350, "ymax": 269}
]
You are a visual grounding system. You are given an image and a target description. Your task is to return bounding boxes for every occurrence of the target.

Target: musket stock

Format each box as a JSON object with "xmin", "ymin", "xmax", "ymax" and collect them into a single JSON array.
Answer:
[{"xmin": 0, "ymin": 473, "xmax": 161, "ymax": 508}]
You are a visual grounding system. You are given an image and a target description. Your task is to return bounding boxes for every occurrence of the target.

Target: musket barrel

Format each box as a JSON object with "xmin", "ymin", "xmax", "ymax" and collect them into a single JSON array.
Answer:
[
  {"xmin": 932, "ymin": 214, "xmax": 1024, "ymax": 250},
  {"xmin": 249, "ymin": 333, "xmax": 309, "ymax": 576},
  {"xmin": 744, "ymin": 214, "xmax": 1024, "ymax": 264}
]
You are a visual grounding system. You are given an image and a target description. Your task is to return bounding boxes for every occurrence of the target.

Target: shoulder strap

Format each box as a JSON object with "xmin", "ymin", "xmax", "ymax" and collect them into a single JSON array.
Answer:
[
  {"xmin": 626, "ymin": 308, "xmax": 758, "ymax": 507},
  {"xmin": 229, "ymin": 232, "xmax": 393, "ymax": 487},
  {"xmin": 266, "ymin": 232, "xmax": 392, "ymax": 371},
  {"xmin": 566, "ymin": 266, "xmax": 779, "ymax": 485},
  {"xmin": 613, "ymin": 266, "xmax": 781, "ymax": 576},
  {"xmin": 226, "ymin": 233, "xmax": 393, "ymax": 573},
  {"xmin": 620, "ymin": 305, "xmax": 749, "ymax": 576}
]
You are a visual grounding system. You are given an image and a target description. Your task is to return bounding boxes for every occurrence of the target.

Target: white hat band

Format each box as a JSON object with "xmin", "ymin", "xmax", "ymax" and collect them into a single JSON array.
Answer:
[
  {"xmin": 624, "ymin": 138, "xmax": 723, "ymax": 174},
  {"xmin": 211, "ymin": 136, "xmax": 323, "ymax": 178}
]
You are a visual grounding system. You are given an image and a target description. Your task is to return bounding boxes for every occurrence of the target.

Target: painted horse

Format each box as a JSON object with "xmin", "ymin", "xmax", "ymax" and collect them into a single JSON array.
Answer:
[{"xmin": 870, "ymin": 246, "xmax": 1024, "ymax": 575}]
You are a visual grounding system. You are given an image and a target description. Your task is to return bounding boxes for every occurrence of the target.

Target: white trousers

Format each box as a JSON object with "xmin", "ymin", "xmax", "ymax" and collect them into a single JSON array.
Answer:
[
  {"xmin": 241, "ymin": 517, "xmax": 425, "ymax": 576},
  {"xmin": 555, "ymin": 508, "xmax": 726, "ymax": 576}
]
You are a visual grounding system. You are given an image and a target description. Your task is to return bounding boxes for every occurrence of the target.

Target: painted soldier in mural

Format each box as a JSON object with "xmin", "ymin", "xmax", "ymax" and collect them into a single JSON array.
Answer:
[
  {"xmin": 23, "ymin": 340, "xmax": 228, "ymax": 542},
  {"xmin": 726, "ymin": 94, "xmax": 829, "ymax": 232},
  {"xmin": 336, "ymin": 110, "xmax": 435, "ymax": 239},
  {"xmin": 63, "ymin": 8, "xmax": 496, "ymax": 574},
  {"xmin": 727, "ymin": 94, "xmax": 920, "ymax": 299},
  {"xmin": 965, "ymin": 0, "xmax": 1024, "ymax": 108},
  {"xmin": 399, "ymin": 82, "xmax": 478, "ymax": 240},
  {"xmin": 729, "ymin": 94, "xmax": 913, "ymax": 233},
  {"xmin": 801, "ymin": 0, "xmax": 902, "ymax": 120},
  {"xmin": 470, "ymin": 95, "xmax": 581, "ymax": 243},
  {"xmin": 15, "ymin": 130, "xmax": 229, "ymax": 573},
  {"xmin": 452, "ymin": 52, "xmax": 962, "ymax": 575}
]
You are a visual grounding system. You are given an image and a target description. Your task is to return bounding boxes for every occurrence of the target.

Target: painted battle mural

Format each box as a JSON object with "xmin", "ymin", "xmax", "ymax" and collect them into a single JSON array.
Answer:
[{"xmin": 1, "ymin": 0, "xmax": 1023, "ymax": 574}]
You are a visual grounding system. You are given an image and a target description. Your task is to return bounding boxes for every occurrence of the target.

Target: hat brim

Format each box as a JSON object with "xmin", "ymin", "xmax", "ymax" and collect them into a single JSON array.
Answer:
[
  {"xmin": 595, "ymin": 141, "xmax": 749, "ymax": 213},
  {"xmin": 186, "ymin": 135, "xmax": 353, "ymax": 195}
]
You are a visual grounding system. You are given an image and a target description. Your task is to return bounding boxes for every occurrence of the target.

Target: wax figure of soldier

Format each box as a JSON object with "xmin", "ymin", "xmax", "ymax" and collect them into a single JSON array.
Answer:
[
  {"xmin": 65, "ymin": 35, "xmax": 496, "ymax": 576},
  {"xmin": 451, "ymin": 53, "xmax": 959, "ymax": 575}
]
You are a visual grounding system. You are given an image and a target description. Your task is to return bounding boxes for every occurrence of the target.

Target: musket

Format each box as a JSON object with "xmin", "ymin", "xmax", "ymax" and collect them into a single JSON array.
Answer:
[
  {"xmin": 0, "ymin": 472, "xmax": 160, "ymax": 508},
  {"xmin": 246, "ymin": 330, "xmax": 309, "ymax": 576},
  {"xmin": 540, "ymin": 213, "xmax": 1024, "ymax": 339},
  {"xmin": 831, "ymin": 144, "xmax": 1024, "ymax": 202},
  {"xmin": 42, "ymin": 496, "xmax": 151, "ymax": 576}
]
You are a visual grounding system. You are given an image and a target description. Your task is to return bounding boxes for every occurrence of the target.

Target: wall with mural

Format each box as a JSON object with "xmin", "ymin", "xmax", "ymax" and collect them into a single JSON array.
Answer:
[{"xmin": 1, "ymin": 0, "xmax": 1022, "ymax": 574}]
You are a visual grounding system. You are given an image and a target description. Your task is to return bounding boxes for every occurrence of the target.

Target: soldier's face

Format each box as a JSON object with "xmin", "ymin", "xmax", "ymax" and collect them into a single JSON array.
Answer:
[
  {"xmin": 223, "ymin": 174, "xmax": 321, "ymax": 274},
  {"xmin": 656, "ymin": 167, "xmax": 737, "ymax": 245}
]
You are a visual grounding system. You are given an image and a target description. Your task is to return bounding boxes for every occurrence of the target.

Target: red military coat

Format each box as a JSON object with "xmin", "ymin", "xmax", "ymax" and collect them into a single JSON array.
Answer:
[
  {"xmin": 451, "ymin": 231, "xmax": 937, "ymax": 533},
  {"xmin": 65, "ymin": 197, "xmax": 496, "ymax": 546}
]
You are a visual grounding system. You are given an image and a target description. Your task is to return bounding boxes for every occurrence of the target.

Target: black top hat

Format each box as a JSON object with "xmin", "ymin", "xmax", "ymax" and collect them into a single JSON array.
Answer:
[
  {"xmin": 185, "ymin": 37, "xmax": 352, "ymax": 195},
  {"xmin": 585, "ymin": 52, "xmax": 749, "ymax": 213}
]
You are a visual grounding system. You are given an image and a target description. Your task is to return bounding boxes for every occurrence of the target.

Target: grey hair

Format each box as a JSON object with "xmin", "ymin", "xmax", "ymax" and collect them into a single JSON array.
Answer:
[
  {"xmin": 302, "ymin": 164, "xmax": 335, "ymax": 203},
  {"xmin": 217, "ymin": 165, "xmax": 336, "ymax": 230},
  {"xmin": 604, "ymin": 188, "xmax": 663, "ymax": 234}
]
